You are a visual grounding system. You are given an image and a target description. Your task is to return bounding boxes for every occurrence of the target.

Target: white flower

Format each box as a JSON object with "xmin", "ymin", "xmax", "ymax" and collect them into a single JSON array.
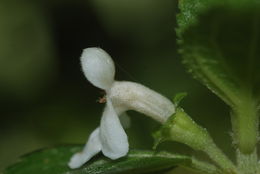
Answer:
[{"xmin": 68, "ymin": 47, "xmax": 175, "ymax": 169}]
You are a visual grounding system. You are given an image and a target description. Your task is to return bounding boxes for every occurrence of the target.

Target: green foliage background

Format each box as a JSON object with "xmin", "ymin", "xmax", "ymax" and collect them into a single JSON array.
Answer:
[{"xmin": 0, "ymin": 0, "xmax": 232, "ymax": 173}]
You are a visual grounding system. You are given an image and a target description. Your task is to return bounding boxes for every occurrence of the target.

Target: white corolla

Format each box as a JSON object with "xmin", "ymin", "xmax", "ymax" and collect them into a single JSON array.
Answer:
[{"xmin": 68, "ymin": 48, "xmax": 175, "ymax": 169}]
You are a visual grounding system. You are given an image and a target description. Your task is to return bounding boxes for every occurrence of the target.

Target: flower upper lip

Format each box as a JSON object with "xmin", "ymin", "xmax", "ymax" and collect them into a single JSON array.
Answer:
[{"xmin": 68, "ymin": 47, "xmax": 175, "ymax": 169}]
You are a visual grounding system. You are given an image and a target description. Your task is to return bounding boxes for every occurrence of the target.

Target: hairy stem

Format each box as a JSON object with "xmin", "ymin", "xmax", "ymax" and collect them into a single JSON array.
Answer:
[
  {"xmin": 161, "ymin": 108, "xmax": 237, "ymax": 173},
  {"xmin": 203, "ymin": 140, "xmax": 237, "ymax": 173},
  {"xmin": 231, "ymin": 95, "xmax": 259, "ymax": 154},
  {"xmin": 237, "ymin": 149, "xmax": 258, "ymax": 174},
  {"xmin": 183, "ymin": 157, "xmax": 220, "ymax": 174}
]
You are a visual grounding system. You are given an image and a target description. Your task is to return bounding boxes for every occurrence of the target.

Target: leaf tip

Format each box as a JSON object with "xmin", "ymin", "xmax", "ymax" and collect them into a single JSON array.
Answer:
[
  {"xmin": 152, "ymin": 131, "xmax": 165, "ymax": 150},
  {"xmin": 173, "ymin": 92, "xmax": 188, "ymax": 107}
]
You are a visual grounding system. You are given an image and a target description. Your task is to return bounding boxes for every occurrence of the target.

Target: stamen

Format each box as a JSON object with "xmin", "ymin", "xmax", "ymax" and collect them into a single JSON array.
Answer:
[{"xmin": 98, "ymin": 96, "xmax": 107, "ymax": 104}]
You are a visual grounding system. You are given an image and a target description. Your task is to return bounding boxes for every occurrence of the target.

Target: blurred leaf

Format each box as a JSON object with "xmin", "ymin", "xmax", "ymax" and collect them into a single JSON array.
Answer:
[
  {"xmin": 177, "ymin": 0, "xmax": 260, "ymax": 153},
  {"xmin": 0, "ymin": 1, "xmax": 55, "ymax": 99},
  {"xmin": 4, "ymin": 145, "xmax": 190, "ymax": 174}
]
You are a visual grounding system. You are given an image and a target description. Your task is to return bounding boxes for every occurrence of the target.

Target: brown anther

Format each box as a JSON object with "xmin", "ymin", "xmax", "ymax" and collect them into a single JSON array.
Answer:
[{"xmin": 98, "ymin": 96, "xmax": 107, "ymax": 104}]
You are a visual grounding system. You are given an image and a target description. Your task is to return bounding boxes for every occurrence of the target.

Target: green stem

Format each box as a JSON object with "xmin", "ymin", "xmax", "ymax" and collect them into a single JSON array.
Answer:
[
  {"xmin": 231, "ymin": 96, "xmax": 258, "ymax": 154},
  {"xmin": 184, "ymin": 157, "xmax": 220, "ymax": 174},
  {"xmin": 203, "ymin": 139, "xmax": 237, "ymax": 173},
  {"xmin": 237, "ymin": 149, "xmax": 258, "ymax": 174}
]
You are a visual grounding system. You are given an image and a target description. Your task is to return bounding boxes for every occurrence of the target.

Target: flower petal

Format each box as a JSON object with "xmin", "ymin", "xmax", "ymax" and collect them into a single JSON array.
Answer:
[
  {"xmin": 119, "ymin": 112, "xmax": 131, "ymax": 129},
  {"xmin": 109, "ymin": 81, "xmax": 175, "ymax": 123},
  {"xmin": 68, "ymin": 128, "xmax": 102, "ymax": 169},
  {"xmin": 100, "ymin": 100, "xmax": 129, "ymax": 159},
  {"xmin": 81, "ymin": 47, "xmax": 115, "ymax": 90}
]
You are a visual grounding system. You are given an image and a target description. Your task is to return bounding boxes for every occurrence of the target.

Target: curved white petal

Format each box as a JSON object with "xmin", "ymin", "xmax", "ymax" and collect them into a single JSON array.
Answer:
[
  {"xmin": 81, "ymin": 47, "xmax": 115, "ymax": 90},
  {"xmin": 109, "ymin": 81, "xmax": 175, "ymax": 123},
  {"xmin": 68, "ymin": 128, "xmax": 102, "ymax": 169},
  {"xmin": 119, "ymin": 112, "xmax": 131, "ymax": 129},
  {"xmin": 100, "ymin": 100, "xmax": 129, "ymax": 159}
]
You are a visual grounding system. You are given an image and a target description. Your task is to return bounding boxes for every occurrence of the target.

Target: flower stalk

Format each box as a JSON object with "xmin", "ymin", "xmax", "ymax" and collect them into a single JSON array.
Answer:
[{"xmin": 154, "ymin": 108, "xmax": 237, "ymax": 173}]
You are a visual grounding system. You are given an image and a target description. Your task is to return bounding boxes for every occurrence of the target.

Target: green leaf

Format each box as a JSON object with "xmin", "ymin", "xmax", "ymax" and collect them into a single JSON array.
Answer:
[
  {"xmin": 177, "ymin": 0, "xmax": 260, "ymax": 106},
  {"xmin": 4, "ymin": 145, "xmax": 190, "ymax": 174},
  {"xmin": 177, "ymin": 0, "xmax": 260, "ymax": 153}
]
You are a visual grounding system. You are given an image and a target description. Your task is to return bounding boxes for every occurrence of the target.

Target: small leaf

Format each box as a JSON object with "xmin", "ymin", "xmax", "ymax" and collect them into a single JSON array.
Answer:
[
  {"xmin": 173, "ymin": 92, "xmax": 187, "ymax": 107},
  {"xmin": 152, "ymin": 129, "xmax": 167, "ymax": 150},
  {"xmin": 4, "ymin": 145, "xmax": 190, "ymax": 174}
]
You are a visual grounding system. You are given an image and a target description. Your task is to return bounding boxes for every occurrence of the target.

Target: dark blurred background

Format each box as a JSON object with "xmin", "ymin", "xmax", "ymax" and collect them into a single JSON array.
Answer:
[{"xmin": 0, "ymin": 0, "xmax": 232, "ymax": 172}]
